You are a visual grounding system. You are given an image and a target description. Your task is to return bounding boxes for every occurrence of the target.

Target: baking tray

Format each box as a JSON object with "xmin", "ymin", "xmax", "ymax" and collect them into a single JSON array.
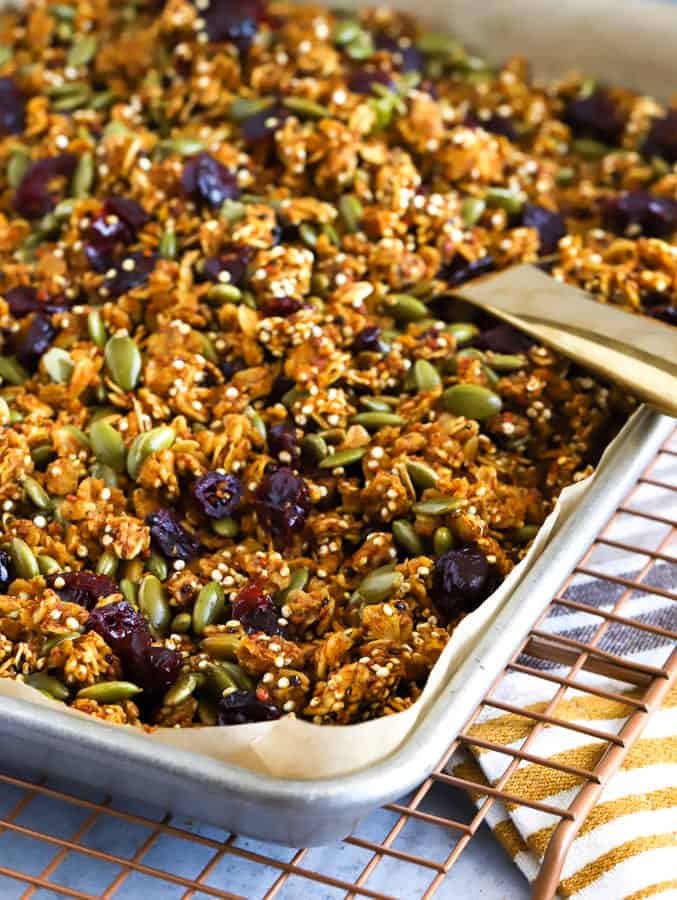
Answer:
[{"xmin": 0, "ymin": 408, "xmax": 673, "ymax": 846}]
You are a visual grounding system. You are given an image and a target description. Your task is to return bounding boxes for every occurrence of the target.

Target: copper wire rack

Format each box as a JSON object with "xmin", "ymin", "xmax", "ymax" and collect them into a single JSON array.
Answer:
[{"xmin": 0, "ymin": 426, "xmax": 676, "ymax": 900}]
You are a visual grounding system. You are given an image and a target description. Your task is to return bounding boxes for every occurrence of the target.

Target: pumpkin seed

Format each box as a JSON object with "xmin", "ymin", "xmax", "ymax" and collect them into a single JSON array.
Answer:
[
  {"xmin": 301, "ymin": 433, "xmax": 328, "ymax": 462},
  {"xmin": 441, "ymin": 383, "xmax": 502, "ymax": 420},
  {"xmin": 96, "ymin": 550, "xmax": 119, "ymax": 577},
  {"xmin": 556, "ymin": 166, "xmax": 575, "ymax": 186},
  {"xmin": 0, "ymin": 45, "xmax": 13, "ymax": 66},
  {"xmin": 72, "ymin": 151, "xmax": 94, "ymax": 197},
  {"xmin": 299, "ymin": 222, "xmax": 317, "ymax": 248},
  {"xmin": 318, "ymin": 446, "xmax": 367, "ymax": 469},
  {"xmin": 345, "ymin": 29, "xmax": 374, "ymax": 60},
  {"xmin": 0, "ymin": 355, "xmax": 28, "ymax": 385},
  {"xmin": 91, "ymin": 89, "xmax": 116, "ymax": 110},
  {"xmin": 76, "ymin": 681, "xmax": 142, "ymax": 702},
  {"xmin": 275, "ymin": 566, "xmax": 309, "ymax": 606},
  {"xmin": 123, "ymin": 558, "xmax": 144, "ymax": 582},
  {"xmin": 163, "ymin": 672, "xmax": 197, "ymax": 706},
  {"xmin": 229, "ymin": 96, "xmax": 275, "ymax": 121},
  {"xmin": 67, "ymin": 34, "xmax": 97, "ymax": 67},
  {"xmin": 220, "ymin": 199, "xmax": 247, "ymax": 223},
  {"xmin": 197, "ymin": 699, "xmax": 218, "ymax": 725},
  {"xmin": 193, "ymin": 580, "xmax": 225, "ymax": 635},
  {"xmin": 52, "ymin": 86, "xmax": 90, "ymax": 111},
  {"xmin": 513, "ymin": 524, "xmax": 540, "ymax": 543},
  {"xmin": 8, "ymin": 410, "xmax": 22, "ymax": 426},
  {"xmin": 244, "ymin": 406, "xmax": 267, "ymax": 442},
  {"xmin": 461, "ymin": 197, "xmax": 486, "ymax": 226},
  {"xmin": 412, "ymin": 359, "xmax": 441, "ymax": 392},
  {"xmin": 651, "ymin": 156, "xmax": 670, "ymax": 178},
  {"xmin": 104, "ymin": 334, "xmax": 142, "ymax": 392},
  {"xmin": 120, "ymin": 578, "xmax": 138, "ymax": 607},
  {"xmin": 89, "ymin": 419, "xmax": 126, "ymax": 472},
  {"xmin": 25, "ymin": 672, "xmax": 69, "ymax": 700},
  {"xmin": 207, "ymin": 283, "xmax": 242, "ymax": 303},
  {"xmin": 23, "ymin": 476, "xmax": 52, "ymax": 510},
  {"xmin": 384, "ymin": 293, "xmax": 428, "ymax": 322},
  {"xmin": 339, "ymin": 193, "xmax": 363, "ymax": 233},
  {"xmin": 126, "ymin": 425, "xmax": 176, "ymax": 479},
  {"xmin": 211, "ymin": 516, "xmax": 239, "ymax": 538},
  {"xmin": 406, "ymin": 459, "xmax": 438, "ymax": 490},
  {"xmin": 334, "ymin": 19, "xmax": 361, "ymax": 44},
  {"xmin": 485, "ymin": 187, "xmax": 524, "ymax": 215},
  {"xmin": 358, "ymin": 568, "xmax": 403, "ymax": 605},
  {"xmin": 392, "ymin": 520, "xmax": 424, "ymax": 556},
  {"xmin": 9, "ymin": 538, "xmax": 39, "ymax": 578},
  {"xmin": 170, "ymin": 611, "xmax": 192, "ymax": 634},
  {"xmin": 218, "ymin": 661, "xmax": 254, "ymax": 691},
  {"xmin": 87, "ymin": 309, "xmax": 107, "ymax": 347},
  {"xmin": 572, "ymin": 138, "xmax": 608, "ymax": 160},
  {"xmin": 64, "ymin": 424, "xmax": 89, "ymax": 448},
  {"xmin": 360, "ymin": 397, "xmax": 392, "ymax": 413},
  {"xmin": 205, "ymin": 663, "xmax": 237, "ymax": 698},
  {"xmin": 146, "ymin": 552, "xmax": 168, "ymax": 581},
  {"xmin": 42, "ymin": 631, "xmax": 80, "ymax": 654},
  {"xmin": 7, "ymin": 148, "xmax": 30, "ymax": 188},
  {"xmin": 159, "ymin": 137, "xmax": 205, "ymax": 156},
  {"xmin": 412, "ymin": 496, "xmax": 463, "ymax": 515},
  {"xmin": 433, "ymin": 526, "xmax": 454, "ymax": 556},
  {"xmin": 138, "ymin": 574, "xmax": 171, "ymax": 638},
  {"xmin": 37, "ymin": 554, "xmax": 60, "ymax": 575},
  {"xmin": 444, "ymin": 322, "xmax": 479, "ymax": 345},
  {"xmin": 42, "ymin": 347, "xmax": 74, "ymax": 384},
  {"xmin": 159, "ymin": 225, "xmax": 177, "ymax": 260},
  {"xmin": 485, "ymin": 352, "xmax": 527, "ymax": 371},
  {"xmin": 282, "ymin": 96, "xmax": 331, "ymax": 119},
  {"xmin": 351, "ymin": 411, "xmax": 405, "ymax": 429},
  {"xmin": 91, "ymin": 462, "xmax": 118, "ymax": 488},
  {"xmin": 416, "ymin": 33, "xmax": 462, "ymax": 56},
  {"xmin": 201, "ymin": 633, "xmax": 240, "ymax": 661}
]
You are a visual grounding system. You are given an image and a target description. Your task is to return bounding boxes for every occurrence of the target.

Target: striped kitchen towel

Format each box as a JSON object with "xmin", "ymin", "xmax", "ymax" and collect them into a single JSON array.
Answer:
[{"xmin": 452, "ymin": 458, "xmax": 677, "ymax": 898}]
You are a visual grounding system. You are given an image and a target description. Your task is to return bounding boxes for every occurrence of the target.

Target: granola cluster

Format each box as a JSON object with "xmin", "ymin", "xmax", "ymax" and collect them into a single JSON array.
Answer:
[{"xmin": 0, "ymin": 0, "xmax": 671, "ymax": 728}]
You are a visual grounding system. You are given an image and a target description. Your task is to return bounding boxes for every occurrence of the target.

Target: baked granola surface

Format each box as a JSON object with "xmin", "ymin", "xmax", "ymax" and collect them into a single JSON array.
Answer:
[{"xmin": 0, "ymin": 0, "xmax": 672, "ymax": 728}]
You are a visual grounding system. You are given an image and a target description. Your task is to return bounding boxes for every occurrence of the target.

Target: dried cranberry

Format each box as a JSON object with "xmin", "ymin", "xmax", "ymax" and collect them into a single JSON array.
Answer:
[
  {"xmin": 374, "ymin": 33, "xmax": 423, "ymax": 73},
  {"xmin": 266, "ymin": 374, "xmax": 295, "ymax": 406},
  {"xmin": 87, "ymin": 600, "xmax": 152, "ymax": 655},
  {"xmin": 0, "ymin": 77, "xmax": 26, "ymax": 135},
  {"xmin": 147, "ymin": 508, "xmax": 200, "ymax": 560},
  {"xmin": 642, "ymin": 109, "xmax": 677, "ymax": 164},
  {"xmin": 129, "ymin": 645, "xmax": 182, "ymax": 693},
  {"xmin": 521, "ymin": 203, "xmax": 567, "ymax": 254},
  {"xmin": 46, "ymin": 571, "xmax": 119, "ymax": 611},
  {"xmin": 219, "ymin": 357, "xmax": 245, "ymax": 380},
  {"xmin": 601, "ymin": 191, "xmax": 677, "ymax": 238},
  {"xmin": 232, "ymin": 582, "xmax": 287, "ymax": 636},
  {"xmin": 465, "ymin": 111, "xmax": 517, "ymax": 142},
  {"xmin": 182, "ymin": 152, "xmax": 240, "ymax": 208},
  {"xmin": 348, "ymin": 66, "xmax": 396, "ymax": 95},
  {"xmin": 86, "ymin": 197, "xmax": 150, "ymax": 272},
  {"xmin": 202, "ymin": 247, "xmax": 253, "ymax": 285},
  {"xmin": 105, "ymin": 197, "xmax": 149, "ymax": 233},
  {"xmin": 563, "ymin": 89, "xmax": 625, "ymax": 145},
  {"xmin": 648, "ymin": 305, "xmax": 677, "ymax": 326},
  {"xmin": 0, "ymin": 549, "xmax": 14, "ymax": 592},
  {"xmin": 352, "ymin": 325, "xmax": 383, "ymax": 353},
  {"xmin": 201, "ymin": 0, "xmax": 264, "ymax": 52},
  {"xmin": 431, "ymin": 547, "xmax": 493, "ymax": 623},
  {"xmin": 13, "ymin": 154, "xmax": 77, "ymax": 220},
  {"xmin": 240, "ymin": 101, "xmax": 289, "ymax": 143},
  {"xmin": 267, "ymin": 422, "xmax": 298, "ymax": 462},
  {"xmin": 260, "ymin": 296, "xmax": 302, "ymax": 317},
  {"xmin": 254, "ymin": 467, "xmax": 310, "ymax": 541},
  {"xmin": 14, "ymin": 314, "xmax": 55, "ymax": 368},
  {"xmin": 5, "ymin": 286, "xmax": 69, "ymax": 318},
  {"xmin": 102, "ymin": 251, "xmax": 157, "ymax": 297},
  {"xmin": 476, "ymin": 324, "xmax": 534, "ymax": 355},
  {"xmin": 194, "ymin": 472, "xmax": 243, "ymax": 518},
  {"xmin": 441, "ymin": 254, "xmax": 495, "ymax": 287},
  {"xmin": 217, "ymin": 690, "xmax": 282, "ymax": 725}
]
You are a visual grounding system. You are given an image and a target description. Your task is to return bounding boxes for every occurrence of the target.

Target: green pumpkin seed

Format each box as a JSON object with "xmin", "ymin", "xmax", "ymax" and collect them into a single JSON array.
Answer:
[
  {"xmin": 87, "ymin": 309, "xmax": 107, "ymax": 347},
  {"xmin": 384, "ymin": 293, "xmax": 428, "ymax": 323},
  {"xmin": 334, "ymin": 19, "xmax": 361, "ymax": 45},
  {"xmin": 358, "ymin": 568, "xmax": 403, "ymax": 605},
  {"xmin": 52, "ymin": 87, "xmax": 90, "ymax": 111},
  {"xmin": 416, "ymin": 33, "xmax": 462, "ymax": 56},
  {"xmin": 282, "ymin": 96, "xmax": 331, "ymax": 119},
  {"xmin": 163, "ymin": 672, "xmax": 197, "ymax": 706},
  {"xmin": 193, "ymin": 580, "xmax": 225, "ymax": 635},
  {"xmin": 159, "ymin": 225, "xmax": 177, "ymax": 260},
  {"xmin": 444, "ymin": 322, "xmax": 480, "ymax": 345},
  {"xmin": 146, "ymin": 552, "xmax": 168, "ymax": 581},
  {"xmin": 392, "ymin": 520, "xmax": 424, "ymax": 556},
  {"xmin": 556, "ymin": 166, "xmax": 575, "ymax": 186},
  {"xmin": 67, "ymin": 34, "xmax": 97, "ymax": 67},
  {"xmin": 197, "ymin": 699, "xmax": 218, "ymax": 725},
  {"xmin": 201, "ymin": 633, "xmax": 240, "ymax": 661},
  {"xmin": 441, "ymin": 383, "xmax": 502, "ymax": 420},
  {"xmin": 25, "ymin": 672, "xmax": 69, "ymax": 700},
  {"xmin": 23, "ymin": 476, "xmax": 52, "ymax": 510},
  {"xmin": 301, "ymin": 433, "xmax": 328, "ymax": 462},
  {"xmin": 572, "ymin": 138, "xmax": 608, "ymax": 160},
  {"xmin": 317, "ymin": 427, "xmax": 345, "ymax": 445},
  {"xmin": 412, "ymin": 359, "xmax": 441, "ymax": 392},
  {"xmin": 42, "ymin": 347, "xmax": 74, "ymax": 384},
  {"xmin": 433, "ymin": 526, "xmax": 454, "ymax": 556},
  {"xmin": 7, "ymin": 148, "xmax": 30, "ymax": 188},
  {"xmin": 339, "ymin": 193, "xmax": 363, "ymax": 233},
  {"xmin": 461, "ymin": 197, "xmax": 486, "ymax": 226},
  {"xmin": 513, "ymin": 524, "xmax": 540, "ymax": 543},
  {"xmin": 91, "ymin": 89, "xmax": 116, "ymax": 110},
  {"xmin": 229, "ymin": 96, "xmax": 275, "ymax": 121},
  {"xmin": 9, "ymin": 537, "xmax": 39, "ymax": 579},
  {"xmin": 211, "ymin": 517, "xmax": 239, "ymax": 538},
  {"xmin": 37, "ymin": 554, "xmax": 61, "ymax": 575},
  {"xmin": 275, "ymin": 566, "xmax": 309, "ymax": 606},
  {"xmin": 298, "ymin": 222, "xmax": 317, "ymax": 248},
  {"xmin": 72, "ymin": 151, "xmax": 94, "ymax": 197},
  {"xmin": 104, "ymin": 334, "xmax": 142, "ymax": 392},
  {"xmin": 351, "ymin": 412, "xmax": 405, "ymax": 429},
  {"xmin": 201, "ymin": 333, "xmax": 218, "ymax": 362},
  {"xmin": 360, "ymin": 397, "xmax": 391, "ymax": 413},
  {"xmin": 651, "ymin": 156, "xmax": 670, "ymax": 178},
  {"xmin": 63, "ymin": 424, "xmax": 89, "ymax": 448},
  {"xmin": 96, "ymin": 550, "xmax": 119, "ymax": 577},
  {"xmin": 220, "ymin": 199, "xmax": 247, "ymax": 223},
  {"xmin": 170, "ymin": 611, "xmax": 192, "ymax": 634},
  {"xmin": 485, "ymin": 187, "xmax": 524, "ymax": 215},
  {"xmin": 91, "ymin": 462, "xmax": 118, "ymax": 488},
  {"xmin": 207, "ymin": 283, "xmax": 242, "ymax": 303},
  {"xmin": 217, "ymin": 661, "xmax": 254, "ymax": 691},
  {"xmin": 244, "ymin": 406, "xmax": 267, "ymax": 442},
  {"xmin": 406, "ymin": 459, "xmax": 439, "ymax": 490},
  {"xmin": 126, "ymin": 425, "xmax": 176, "ymax": 479},
  {"xmin": 345, "ymin": 29, "xmax": 374, "ymax": 60},
  {"xmin": 159, "ymin": 137, "xmax": 205, "ymax": 156},
  {"xmin": 42, "ymin": 631, "xmax": 80, "ymax": 655},
  {"xmin": 0, "ymin": 45, "xmax": 13, "ymax": 66},
  {"xmin": 0, "ymin": 355, "xmax": 28, "ymax": 385},
  {"xmin": 76, "ymin": 681, "xmax": 142, "ymax": 702},
  {"xmin": 205, "ymin": 664, "xmax": 238, "ymax": 698},
  {"xmin": 413, "ymin": 496, "xmax": 463, "ymax": 516},
  {"xmin": 119, "ymin": 578, "xmax": 138, "ymax": 607},
  {"xmin": 318, "ymin": 446, "xmax": 367, "ymax": 469},
  {"xmin": 485, "ymin": 352, "xmax": 527, "ymax": 372},
  {"xmin": 89, "ymin": 420, "xmax": 126, "ymax": 472},
  {"xmin": 138, "ymin": 574, "xmax": 171, "ymax": 638}
]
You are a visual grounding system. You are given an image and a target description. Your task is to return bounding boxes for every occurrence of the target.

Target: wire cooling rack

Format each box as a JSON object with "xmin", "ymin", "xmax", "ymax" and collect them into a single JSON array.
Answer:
[{"xmin": 0, "ymin": 427, "xmax": 675, "ymax": 900}]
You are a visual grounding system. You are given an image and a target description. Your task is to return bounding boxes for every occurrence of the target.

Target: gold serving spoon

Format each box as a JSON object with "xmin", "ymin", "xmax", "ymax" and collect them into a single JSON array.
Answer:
[{"xmin": 453, "ymin": 263, "xmax": 677, "ymax": 418}]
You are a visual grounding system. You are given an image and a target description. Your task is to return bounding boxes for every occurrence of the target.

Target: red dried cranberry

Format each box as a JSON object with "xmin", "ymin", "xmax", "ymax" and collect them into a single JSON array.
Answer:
[
  {"xmin": 521, "ymin": 203, "xmax": 567, "ymax": 254},
  {"xmin": 642, "ymin": 109, "xmax": 677, "ymax": 164},
  {"xmin": 5, "ymin": 286, "xmax": 69, "ymax": 318},
  {"xmin": 87, "ymin": 600, "xmax": 152, "ymax": 654},
  {"xmin": 648, "ymin": 305, "xmax": 677, "ymax": 326},
  {"xmin": 563, "ymin": 90, "xmax": 625, "ymax": 145},
  {"xmin": 86, "ymin": 197, "xmax": 150, "ymax": 272},
  {"xmin": 46, "ymin": 571, "xmax": 119, "ymax": 611},
  {"xmin": 14, "ymin": 314, "xmax": 55, "ymax": 368},
  {"xmin": 374, "ymin": 33, "xmax": 423, "ymax": 73},
  {"xmin": 240, "ymin": 101, "xmax": 289, "ymax": 144},
  {"xmin": 267, "ymin": 422, "xmax": 298, "ymax": 463},
  {"xmin": 219, "ymin": 357, "xmax": 245, "ymax": 380},
  {"xmin": 0, "ymin": 77, "xmax": 26, "ymax": 135},
  {"xmin": 182, "ymin": 152, "xmax": 240, "ymax": 208},
  {"xmin": 200, "ymin": 0, "xmax": 265, "ymax": 52},
  {"xmin": 13, "ymin": 154, "xmax": 77, "ymax": 220},
  {"xmin": 0, "ymin": 549, "xmax": 14, "ymax": 592},
  {"xmin": 352, "ymin": 325, "xmax": 383, "ymax": 353},
  {"xmin": 476, "ymin": 324, "xmax": 534, "ymax": 355},
  {"xmin": 217, "ymin": 689, "xmax": 282, "ymax": 725},
  {"xmin": 202, "ymin": 247, "xmax": 253, "ymax": 285},
  {"xmin": 129, "ymin": 645, "xmax": 182, "ymax": 693},
  {"xmin": 147, "ymin": 508, "xmax": 200, "ymax": 560},
  {"xmin": 266, "ymin": 374, "xmax": 295, "ymax": 406},
  {"xmin": 348, "ymin": 66, "xmax": 396, "ymax": 95},
  {"xmin": 232, "ymin": 582, "xmax": 287, "ymax": 636},
  {"xmin": 261, "ymin": 296, "xmax": 302, "ymax": 317},
  {"xmin": 194, "ymin": 472, "xmax": 243, "ymax": 518},
  {"xmin": 441, "ymin": 254, "xmax": 495, "ymax": 287},
  {"xmin": 601, "ymin": 191, "xmax": 677, "ymax": 238},
  {"xmin": 254, "ymin": 467, "xmax": 310, "ymax": 541},
  {"xmin": 431, "ymin": 547, "xmax": 493, "ymax": 623},
  {"xmin": 105, "ymin": 197, "xmax": 150, "ymax": 233},
  {"xmin": 102, "ymin": 251, "xmax": 157, "ymax": 297},
  {"xmin": 465, "ymin": 111, "xmax": 518, "ymax": 142}
]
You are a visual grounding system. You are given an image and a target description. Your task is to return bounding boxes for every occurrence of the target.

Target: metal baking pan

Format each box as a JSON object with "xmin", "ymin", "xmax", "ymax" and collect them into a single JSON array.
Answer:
[{"xmin": 0, "ymin": 408, "xmax": 672, "ymax": 846}]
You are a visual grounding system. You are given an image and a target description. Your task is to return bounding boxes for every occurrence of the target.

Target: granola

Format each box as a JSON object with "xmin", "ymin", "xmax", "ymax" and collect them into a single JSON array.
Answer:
[{"xmin": 0, "ymin": 0, "xmax": 671, "ymax": 728}]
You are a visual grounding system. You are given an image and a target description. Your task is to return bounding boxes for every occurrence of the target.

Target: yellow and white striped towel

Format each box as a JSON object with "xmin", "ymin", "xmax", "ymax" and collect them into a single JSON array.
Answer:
[{"xmin": 453, "ymin": 458, "xmax": 677, "ymax": 898}]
